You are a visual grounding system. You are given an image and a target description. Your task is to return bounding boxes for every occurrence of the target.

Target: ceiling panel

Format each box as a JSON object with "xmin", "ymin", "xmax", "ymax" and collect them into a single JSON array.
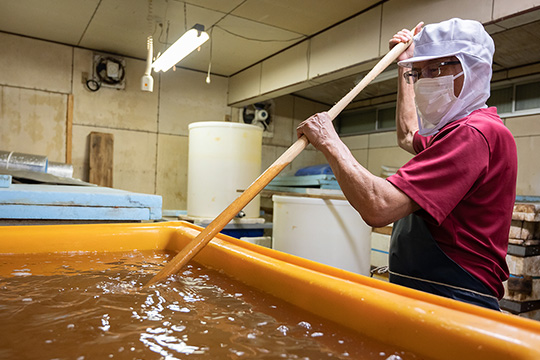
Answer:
[
  {"xmin": 0, "ymin": 0, "xmax": 100, "ymax": 45},
  {"xmin": 184, "ymin": 0, "xmax": 244, "ymax": 14},
  {"xmin": 492, "ymin": 20, "xmax": 540, "ymax": 69},
  {"xmin": 189, "ymin": 14, "xmax": 305, "ymax": 75},
  {"xmin": 231, "ymin": 0, "xmax": 380, "ymax": 35},
  {"xmin": 79, "ymin": 0, "xmax": 156, "ymax": 57}
]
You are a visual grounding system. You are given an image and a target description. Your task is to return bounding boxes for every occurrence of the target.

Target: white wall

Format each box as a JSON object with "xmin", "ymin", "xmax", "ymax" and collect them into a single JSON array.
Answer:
[
  {"xmin": 0, "ymin": 31, "xmax": 332, "ymax": 211},
  {"xmin": 0, "ymin": 32, "xmax": 231, "ymax": 210}
]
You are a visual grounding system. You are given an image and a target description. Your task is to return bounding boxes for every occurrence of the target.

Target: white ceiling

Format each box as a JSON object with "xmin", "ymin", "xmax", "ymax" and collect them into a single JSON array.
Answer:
[
  {"xmin": 1, "ymin": 0, "xmax": 539, "ymax": 107},
  {"xmin": 0, "ymin": 0, "xmax": 378, "ymax": 77}
]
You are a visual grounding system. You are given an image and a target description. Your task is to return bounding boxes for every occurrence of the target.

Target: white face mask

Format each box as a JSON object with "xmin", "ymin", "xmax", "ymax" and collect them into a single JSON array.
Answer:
[{"xmin": 414, "ymin": 71, "xmax": 464, "ymax": 127}]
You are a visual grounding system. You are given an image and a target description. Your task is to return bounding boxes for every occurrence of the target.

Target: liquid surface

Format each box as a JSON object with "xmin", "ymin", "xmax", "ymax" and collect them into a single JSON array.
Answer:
[{"xmin": 0, "ymin": 251, "xmax": 421, "ymax": 359}]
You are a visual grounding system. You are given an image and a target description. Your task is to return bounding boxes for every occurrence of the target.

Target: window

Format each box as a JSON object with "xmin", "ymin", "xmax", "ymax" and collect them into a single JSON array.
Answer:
[
  {"xmin": 488, "ymin": 78, "xmax": 540, "ymax": 116},
  {"xmin": 336, "ymin": 105, "xmax": 396, "ymax": 136},
  {"xmin": 334, "ymin": 77, "xmax": 540, "ymax": 136}
]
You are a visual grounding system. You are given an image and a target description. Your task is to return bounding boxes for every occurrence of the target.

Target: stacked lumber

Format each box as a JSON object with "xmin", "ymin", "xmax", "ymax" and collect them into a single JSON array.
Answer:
[{"xmin": 501, "ymin": 201, "xmax": 540, "ymax": 320}]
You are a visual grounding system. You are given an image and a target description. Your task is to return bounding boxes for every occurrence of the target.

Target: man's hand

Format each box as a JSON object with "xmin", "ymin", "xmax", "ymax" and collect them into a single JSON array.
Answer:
[
  {"xmin": 389, "ymin": 22, "xmax": 424, "ymax": 62},
  {"xmin": 296, "ymin": 112, "xmax": 339, "ymax": 153}
]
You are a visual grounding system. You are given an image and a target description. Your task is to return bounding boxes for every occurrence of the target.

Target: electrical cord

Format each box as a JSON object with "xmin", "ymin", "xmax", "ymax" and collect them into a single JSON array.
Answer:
[
  {"xmin": 85, "ymin": 79, "xmax": 101, "ymax": 92},
  {"xmin": 213, "ymin": 25, "xmax": 305, "ymax": 42}
]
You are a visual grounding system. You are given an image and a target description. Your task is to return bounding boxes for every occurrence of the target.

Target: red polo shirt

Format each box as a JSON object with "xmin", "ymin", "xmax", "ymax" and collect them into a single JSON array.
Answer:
[{"xmin": 387, "ymin": 107, "xmax": 517, "ymax": 299}]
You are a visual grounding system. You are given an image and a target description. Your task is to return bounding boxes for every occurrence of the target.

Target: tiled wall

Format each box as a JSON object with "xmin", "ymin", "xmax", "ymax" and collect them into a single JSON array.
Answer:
[
  {"xmin": 505, "ymin": 114, "xmax": 540, "ymax": 196},
  {"xmin": 0, "ymin": 32, "xmax": 329, "ymax": 211},
  {"xmin": 0, "ymin": 32, "xmax": 231, "ymax": 210}
]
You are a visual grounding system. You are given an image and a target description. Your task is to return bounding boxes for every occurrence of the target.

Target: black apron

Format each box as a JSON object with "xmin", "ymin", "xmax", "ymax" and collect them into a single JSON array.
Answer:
[{"xmin": 389, "ymin": 213, "xmax": 500, "ymax": 310}]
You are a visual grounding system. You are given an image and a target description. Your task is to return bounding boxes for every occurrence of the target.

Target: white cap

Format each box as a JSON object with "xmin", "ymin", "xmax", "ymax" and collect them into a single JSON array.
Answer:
[
  {"xmin": 398, "ymin": 18, "xmax": 494, "ymax": 68},
  {"xmin": 398, "ymin": 18, "xmax": 495, "ymax": 136}
]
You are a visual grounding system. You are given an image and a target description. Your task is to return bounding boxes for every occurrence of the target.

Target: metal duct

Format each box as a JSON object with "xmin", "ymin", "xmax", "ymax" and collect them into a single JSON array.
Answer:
[
  {"xmin": 0, "ymin": 151, "xmax": 48, "ymax": 173},
  {"xmin": 47, "ymin": 161, "xmax": 74, "ymax": 178}
]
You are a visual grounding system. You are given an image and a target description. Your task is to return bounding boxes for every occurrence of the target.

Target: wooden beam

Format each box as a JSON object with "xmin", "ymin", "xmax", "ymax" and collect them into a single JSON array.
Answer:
[
  {"xmin": 66, "ymin": 94, "xmax": 73, "ymax": 164},
  {"xmin": 89, "ymin": 132, "xmax": 114, "ymax": 187}
]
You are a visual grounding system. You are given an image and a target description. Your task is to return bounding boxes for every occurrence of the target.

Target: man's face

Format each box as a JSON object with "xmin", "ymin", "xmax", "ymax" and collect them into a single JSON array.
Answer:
[{"xmin": 411, "ymin": 56, "xmax": 464, "ymax": 97}]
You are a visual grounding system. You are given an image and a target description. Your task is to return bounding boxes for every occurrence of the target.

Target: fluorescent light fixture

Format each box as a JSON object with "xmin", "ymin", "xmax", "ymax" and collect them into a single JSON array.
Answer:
[{"xmin": 152, "ymin": 24, "xmax": 209, "ymax": 72}]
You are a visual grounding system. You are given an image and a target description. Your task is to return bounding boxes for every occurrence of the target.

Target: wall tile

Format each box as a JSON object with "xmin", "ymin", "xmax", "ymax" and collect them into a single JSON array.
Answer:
[
  {"xmin": 261, "ymin": 145, "xmax": 280, "ymax": 174},
  {"xmin": 369, "ymin": 131, "xmax": 398, "ymax": 149},
  {"xmin": 159, "ymin": 69, "xmax": 230, "ymax": 136},
  {"xmin": 351, "ymin": 149, "xmax": 369, "ymax": 167},
  {"xmin": 505, "ymin": 114, "xmax": 540, "ymax": 137},
  {"xmin": 156, "ymin": 134, "xmax": 189, "ymax": 210},
  {"xmin": 264, "ymin": 96, "xmax": 294, "ymax": 147},
  {"xmin": 72, "ymin": 48, "xmax": 159, "ymax": 133},
  {"xmin": 0, "ymin": 86, "xmax": 66, "ymax": 161},
  {"xmin": 366, "ymin": 146, "xmax": 414, "ymax": 177},
  {"xmin": 342, "ymin": 135, "xmax": 369, "ymax": 151},
  {"xmin": 0, "ymin": 33, "xmax": 72, "ymax": 93},
  {"xmin": 515, "ymin": 136, "xmax": 540, "ymax": 196}
]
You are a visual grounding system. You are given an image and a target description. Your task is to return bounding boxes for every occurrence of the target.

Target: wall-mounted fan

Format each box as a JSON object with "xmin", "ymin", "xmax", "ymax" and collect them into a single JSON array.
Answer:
[{"xmin": 242, "ymin": 102, "xmax": 271, "ymax": 130}]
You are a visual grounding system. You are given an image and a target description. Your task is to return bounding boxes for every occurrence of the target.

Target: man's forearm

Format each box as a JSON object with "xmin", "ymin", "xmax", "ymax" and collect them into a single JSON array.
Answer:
[
  {"xmin": 396, "ymin": 67, "xmax": 418, "ymax": 154},
  {"xmin": 320, "ymin": 140, "xmax": 419, "ymax": 227}
]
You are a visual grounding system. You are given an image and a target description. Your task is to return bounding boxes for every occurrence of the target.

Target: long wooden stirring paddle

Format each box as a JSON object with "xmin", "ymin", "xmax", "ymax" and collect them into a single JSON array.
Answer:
[{"xmin": 146, "ymin": 34, "xmax": 413, "ymax": 286}]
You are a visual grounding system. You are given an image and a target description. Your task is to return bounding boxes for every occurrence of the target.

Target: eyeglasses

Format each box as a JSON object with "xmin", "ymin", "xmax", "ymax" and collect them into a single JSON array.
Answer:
[{"xmin": 403, "ymin": 61, "xmax": 461, "ymax": 84}]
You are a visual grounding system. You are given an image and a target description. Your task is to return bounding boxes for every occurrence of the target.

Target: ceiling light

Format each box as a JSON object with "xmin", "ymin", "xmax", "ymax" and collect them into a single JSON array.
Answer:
[{"xmin": 152, "ymin": 24, "xmax": 209, "ymax": 73}]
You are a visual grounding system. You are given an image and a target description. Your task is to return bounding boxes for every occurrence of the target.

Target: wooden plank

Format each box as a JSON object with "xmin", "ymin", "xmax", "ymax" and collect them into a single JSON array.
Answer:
[
  {"xmin": 513, "ymin": 202, "xmax": 540, "ymax": 222},
  {"xmin": 65, "ymin": 94, "xmax": 73, "ymax": 164},
  {"xmin": 89, "ymin": 132, "xmax": 113, "ymax": 187},
  {"xmin": 509, "ymin": 220, "xmax": 539, "ymax": 240},
  {"xmin": 509, "ymin": 239, "xmax": 540, "ymax": 246},
  {"xmin": 507, "ymin": 254, "xmax": 540, "ymax": 276}
]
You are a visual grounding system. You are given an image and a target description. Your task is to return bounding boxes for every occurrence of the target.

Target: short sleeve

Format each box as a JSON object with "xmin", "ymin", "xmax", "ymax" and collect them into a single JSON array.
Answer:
[
  {"xmin": 412, "ymin": 131, "xmax": 430, "ymax": 154},
  {"xmin": 387, "ymin": 125, "xmax": 489, "ymax": 225}
]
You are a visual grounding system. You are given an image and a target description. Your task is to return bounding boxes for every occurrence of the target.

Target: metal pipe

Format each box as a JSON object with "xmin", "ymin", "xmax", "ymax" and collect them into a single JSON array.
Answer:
[
  {"xmin": 47, "ymin": 161, "xmax": 74, "ymax": 178},
  {"xmin": 0, "ymin": 151, "xmax": 48, "ymax": 173}
]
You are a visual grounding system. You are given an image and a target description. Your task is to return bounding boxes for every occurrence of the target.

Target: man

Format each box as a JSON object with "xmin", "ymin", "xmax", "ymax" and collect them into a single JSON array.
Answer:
[{"xmin": 296, "ymin": 18, "xmax": 517, "ymax": 310}]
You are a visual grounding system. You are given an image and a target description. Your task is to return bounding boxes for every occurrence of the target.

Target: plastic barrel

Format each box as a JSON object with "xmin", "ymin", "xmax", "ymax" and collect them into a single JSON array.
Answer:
[{"xmin": 187, "ymin": 122, "xmax": 263, "ymax": 219}]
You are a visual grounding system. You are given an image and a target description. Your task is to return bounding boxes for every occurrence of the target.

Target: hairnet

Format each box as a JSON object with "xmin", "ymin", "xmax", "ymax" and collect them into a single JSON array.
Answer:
[{"xmin": 398, "ymin": 18, "xmax": 494, "ymax": 136}]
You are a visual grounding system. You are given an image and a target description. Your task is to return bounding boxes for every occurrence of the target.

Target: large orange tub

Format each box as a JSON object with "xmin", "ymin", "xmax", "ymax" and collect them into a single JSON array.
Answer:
[{"xmin": 1, "ymin": 221, "xmax": 539, "ymax": 359}]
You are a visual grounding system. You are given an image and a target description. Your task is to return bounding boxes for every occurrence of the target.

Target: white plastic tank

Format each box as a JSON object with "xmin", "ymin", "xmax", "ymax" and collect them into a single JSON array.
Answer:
[
  {"xmin": 272, "ymin": 195, "xmax": 371, "ymax": 275},
  {"xmin": 187, "ymin": 122, "xmax": 263, "ymax": 218}
]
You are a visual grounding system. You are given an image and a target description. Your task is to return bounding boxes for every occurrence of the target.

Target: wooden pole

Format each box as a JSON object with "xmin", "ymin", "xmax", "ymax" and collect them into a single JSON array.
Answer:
[
  {"xmin": 146, "ymin": 36, "xmax": 413, "ymax": 286},
  {"xmin": 66, "ymin": 94, "xmax": 73, "ymax": 164}
]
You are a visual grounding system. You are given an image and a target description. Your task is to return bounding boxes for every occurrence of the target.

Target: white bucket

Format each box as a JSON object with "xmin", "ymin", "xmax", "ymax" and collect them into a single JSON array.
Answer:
[
  {"xmin": 272, "ymin": 195, "xmax": 371, "ymax": 275},
  {"xmin": 187, "ymin": 122, "xmax": 263, "ymax": 218}
]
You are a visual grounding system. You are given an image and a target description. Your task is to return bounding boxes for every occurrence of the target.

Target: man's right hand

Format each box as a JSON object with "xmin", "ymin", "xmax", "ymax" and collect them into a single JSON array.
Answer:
[{"xmin": 389, "ymin": 22, "xmax": 424, "ymax": 62}]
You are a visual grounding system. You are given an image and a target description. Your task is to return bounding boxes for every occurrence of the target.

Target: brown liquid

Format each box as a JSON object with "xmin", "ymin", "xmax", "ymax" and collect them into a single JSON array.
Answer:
[{"xmin": 0, "ymin": 251, "xmax": 421, "ymax": 359}]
